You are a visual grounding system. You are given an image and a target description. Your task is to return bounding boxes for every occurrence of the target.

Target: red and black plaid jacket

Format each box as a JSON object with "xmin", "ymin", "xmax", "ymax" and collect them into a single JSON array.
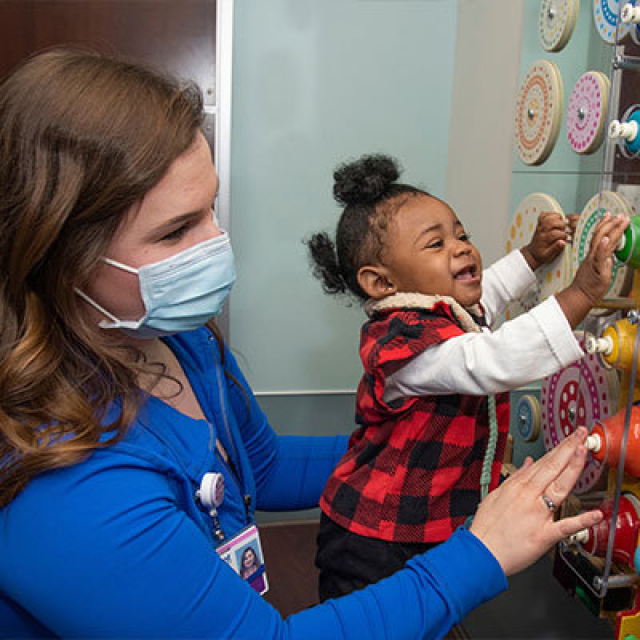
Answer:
[{"xmin": 320, "ymin": 297, "xmax": 510, "ymax": 543}]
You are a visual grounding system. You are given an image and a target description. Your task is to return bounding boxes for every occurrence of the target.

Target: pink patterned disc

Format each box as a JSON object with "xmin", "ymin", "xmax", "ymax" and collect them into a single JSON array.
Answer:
[
  {"xmin": 567, "ymin": 71, "xmax": 610, "ymax": 154},
  {"xmin": 540, "ymin": 332, "xmax": 617, "ymax": 493}
]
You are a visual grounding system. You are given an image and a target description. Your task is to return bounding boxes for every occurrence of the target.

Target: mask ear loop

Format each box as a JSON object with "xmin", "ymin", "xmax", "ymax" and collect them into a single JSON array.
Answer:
[
  {"xmin": 102, "ymin": 257, "xmax": 139, "ymax": 274},
  {"xmin": 74, "ymin": 288, "xmax": 125, "ymax": 327},
  {"xmin": 74, "ymin": 257, "xmax": 146, "ymax": 328}
]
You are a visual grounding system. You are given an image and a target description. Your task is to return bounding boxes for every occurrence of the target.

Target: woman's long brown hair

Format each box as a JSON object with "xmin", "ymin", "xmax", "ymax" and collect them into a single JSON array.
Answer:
[{"xmin": 0, "ymin": 48, "xmax": 206, "ymax": 507}]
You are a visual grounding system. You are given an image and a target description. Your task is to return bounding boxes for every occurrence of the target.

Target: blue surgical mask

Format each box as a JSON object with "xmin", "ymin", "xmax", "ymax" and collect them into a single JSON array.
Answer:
[{"xmin": 76, "ymin": 232, "xmax": 235, "ymax": 339}]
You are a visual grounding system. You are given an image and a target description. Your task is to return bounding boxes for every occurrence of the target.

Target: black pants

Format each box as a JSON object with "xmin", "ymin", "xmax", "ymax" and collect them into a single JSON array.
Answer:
[{"xmin": 315, "ymin": 513, "xmax": 439, "ymax": 601}]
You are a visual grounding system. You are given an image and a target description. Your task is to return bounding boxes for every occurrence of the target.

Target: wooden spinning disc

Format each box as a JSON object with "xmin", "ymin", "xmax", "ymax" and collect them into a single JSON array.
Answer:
[
  {"xmin": 515, "ymin": 60, "xmax": 564, "ymax": 166},
  {"xmin": 514, "ymin": 394, "xmax": 542, "ymax": 443},
  {"xmin": 567, "ymin": 71, "xmax": 611, "ymax": 154},
  {"xmin": 571, "ymin": 191, "xmax": 633, "ymax": 299},
  {"xmin": 539, "ymin": 0, "xmax": 580, "ymax": 52},
  {"xmin": 505, "ymin": 193, "xmax": 569, "ymax": 321},
  {"xmin": 593, "ymin": 0, "xmax": 632, "ymax": 44},
  {"xmin": 541, "ymin": 331, "xmax": 618, "ymax": 493}
]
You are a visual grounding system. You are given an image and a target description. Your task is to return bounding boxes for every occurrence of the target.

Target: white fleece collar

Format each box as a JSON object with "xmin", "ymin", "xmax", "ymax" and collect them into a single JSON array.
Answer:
[{"xmin": 364, "ymin": 292, "xmax": 482, "ymax": 334}]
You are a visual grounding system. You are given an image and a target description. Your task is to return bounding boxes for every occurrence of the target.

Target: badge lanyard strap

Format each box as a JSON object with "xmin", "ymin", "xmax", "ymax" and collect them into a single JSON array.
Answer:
[
  {"xmin": 210, "ymin": 510, "xmax": 225, "ymax": 542},
  {"xmin": 138, "ymin": 413, "xmax": 230, "ymax": 543},
  {"xmin": 208, "ymin": 334, "xmax": 253, "ymax": 523}
]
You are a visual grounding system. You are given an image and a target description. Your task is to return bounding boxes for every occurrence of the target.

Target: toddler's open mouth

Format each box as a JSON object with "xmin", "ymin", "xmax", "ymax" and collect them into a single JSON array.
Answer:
[{"xmin": 454, "ymin": 265, "xmax": 478, "ymax": 281}]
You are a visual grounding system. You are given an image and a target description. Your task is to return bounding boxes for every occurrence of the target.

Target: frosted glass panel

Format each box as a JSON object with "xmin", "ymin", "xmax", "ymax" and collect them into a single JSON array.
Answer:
[{"xmin": 229, "ymin": 0, "xmax": 458, "ymax": 392}]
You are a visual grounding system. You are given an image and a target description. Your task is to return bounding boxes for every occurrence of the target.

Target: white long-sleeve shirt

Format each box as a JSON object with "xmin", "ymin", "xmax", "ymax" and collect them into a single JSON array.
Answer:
[{"xmin": 383, "ymin": 250, "xmax": 583, "ymax": 402}]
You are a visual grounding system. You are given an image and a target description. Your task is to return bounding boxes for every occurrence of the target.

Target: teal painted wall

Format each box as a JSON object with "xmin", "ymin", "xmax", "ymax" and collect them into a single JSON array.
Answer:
[{"xmin": 229, "ymin": 0, "xmax": 459, "ymax": 393}]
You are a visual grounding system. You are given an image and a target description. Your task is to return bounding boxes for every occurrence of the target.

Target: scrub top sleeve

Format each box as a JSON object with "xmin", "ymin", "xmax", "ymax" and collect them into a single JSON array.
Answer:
[
  {"xmin": 256, "ymin": 435, "xmax": 349, "ymax": 511},
  {"xmin": 1, "ymin": 456, "xmax": 505, "ymax": 639},
  {"xmin": 285, "ymin": 527, "xmax": 507, "ymax": 640}
]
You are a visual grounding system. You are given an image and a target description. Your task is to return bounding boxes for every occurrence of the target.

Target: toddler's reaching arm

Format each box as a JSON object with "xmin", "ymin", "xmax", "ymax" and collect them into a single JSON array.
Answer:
[
  {"xmin": 383, "ymin": 214, "xmax": 629, "ymax": 401},
  {"xmin": 481, "ymin": 211, "xmax": 577, "ymax": 325}
]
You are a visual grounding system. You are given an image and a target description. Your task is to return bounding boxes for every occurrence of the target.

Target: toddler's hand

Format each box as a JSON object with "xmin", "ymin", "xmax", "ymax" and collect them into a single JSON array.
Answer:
[
  {"xmin": 565, "ymin": 214, "xmax": 579, "ymax": 243},
  {"xmin": 555, "ymin": 213, "xmax": 629, "ymax": 328},
  {"xmin": 521, "ymin": 211, "xmax": 569, "ymax": 270},
  {"xmin": 572, "ymin": 213, "xmax": 628, "ymax": 303}
]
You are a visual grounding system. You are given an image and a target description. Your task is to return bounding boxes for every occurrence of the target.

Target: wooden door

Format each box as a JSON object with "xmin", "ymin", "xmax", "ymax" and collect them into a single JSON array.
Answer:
[
  {"xmin": 0, "ymin": 1, "xmax": 217, "ymax": 103},
  {"xmin": 0, "ymin": 1, "xmax": 217, "ymax": 146},
  {"xmin": 0, "ymin": 0, "xmax": 234, "ymax": 334}
]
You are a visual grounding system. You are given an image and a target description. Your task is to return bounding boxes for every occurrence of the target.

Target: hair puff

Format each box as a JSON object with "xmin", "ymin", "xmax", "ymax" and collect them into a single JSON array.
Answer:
[{"xmin": 333, "ymin": 153, "xmax": 400, "ymax": 207}]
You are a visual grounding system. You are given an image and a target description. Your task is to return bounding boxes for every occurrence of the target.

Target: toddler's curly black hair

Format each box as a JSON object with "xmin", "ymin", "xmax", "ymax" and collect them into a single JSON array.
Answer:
[{"xmin": 305, "ymin": 153, "xmax": 430, "ymax": 301}]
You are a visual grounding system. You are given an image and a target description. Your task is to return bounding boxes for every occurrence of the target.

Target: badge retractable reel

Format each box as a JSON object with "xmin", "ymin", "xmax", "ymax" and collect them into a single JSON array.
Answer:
[{"xmin": 196, "ymin": 472, "xmax": 226, "ymax": 542}]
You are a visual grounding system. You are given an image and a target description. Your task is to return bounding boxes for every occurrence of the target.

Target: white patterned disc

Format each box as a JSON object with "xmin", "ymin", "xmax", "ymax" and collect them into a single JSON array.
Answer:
[
  {"xmin": 505, "ymin": 193, "xmax": 569, "ymax": 321},
  {"xmin": 539, "ymin": 0, "xmax": 580, "ymax": 51},
  {"xmin": 541, "ymin": 331, "xmax": 617, "ymax": 493},
  {"xmin": 571, "ymin": 191, "xmax": 633, "ymax": 298},
  {"xmin": 567, "ymin": 71, "xmax": 610, "ymax": 154},
  {"xmin": 593, "ymin": 0, "xmax": 632, "ymax": 44},
  {"xmin": 515, "ymin": 60, "xmax": 564, "ymax": 166}
]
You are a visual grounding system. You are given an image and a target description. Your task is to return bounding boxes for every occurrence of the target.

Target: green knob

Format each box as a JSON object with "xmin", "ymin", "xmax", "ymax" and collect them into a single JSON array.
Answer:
[
  {"xmin": 616, "ymin": 216, "xmax": 640, "ymax": 269},
  {"xmin": 575, "ymin": 585, "xmax": 599, "ymax": 616}
]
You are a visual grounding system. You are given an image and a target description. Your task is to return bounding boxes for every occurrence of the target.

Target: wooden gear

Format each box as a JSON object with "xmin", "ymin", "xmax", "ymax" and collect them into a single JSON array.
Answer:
[
  {"xmin": 505, "ymin": 193, "xmax": 569, "ymax": 320},
  {"xmin": 515, "ymin": 60, "xmax": 564, "ymax": 166},
  {"xmin": 567, "ymin": 71, "xmax": 611, "ymax": 154},
  {"xmin": 539, "ymin": 0, "xmax": 580, "ymax": 52},
  {"xmin": 571, "ymin": 191, "xmax": 633, "ymax": 300},
  {"xmin": 514, "ymin": 394, "xmax": 542, "ymax": 443},
  {"xmin": 593, "ymin": 0, "xmax": 632, "ymax": 44},
  {"xmin": 541, "ymin": 332, "xmax": 618, "ymax": 492}
]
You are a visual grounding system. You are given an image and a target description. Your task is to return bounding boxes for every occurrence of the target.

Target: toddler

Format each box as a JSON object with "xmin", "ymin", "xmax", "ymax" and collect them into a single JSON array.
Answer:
[{"xmin": 307, "ymin": 153, "xmax": 627, "ymax": 600}]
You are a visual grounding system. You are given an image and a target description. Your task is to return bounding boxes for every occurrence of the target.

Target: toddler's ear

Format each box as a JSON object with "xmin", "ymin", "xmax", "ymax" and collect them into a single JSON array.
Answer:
[{"xmin": 357, "ymin": 265, "xmax": 397, "ymax": 300}]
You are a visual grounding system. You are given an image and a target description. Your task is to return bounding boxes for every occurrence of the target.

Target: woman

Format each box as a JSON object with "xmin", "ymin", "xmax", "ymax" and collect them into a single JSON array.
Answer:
[
  {"xmin": 0, "ymin": 48, "xmax": 602, "ymax": 638},
  {"xmin": 240, "ymin": 547, "xmax": 261, "ymax": 580}
]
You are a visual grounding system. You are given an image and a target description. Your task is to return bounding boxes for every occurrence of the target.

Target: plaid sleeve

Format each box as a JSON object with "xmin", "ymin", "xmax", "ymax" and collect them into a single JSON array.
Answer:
[{"xmin": 358, "ymin": 305, "xmax": 465, "ymax": 422}]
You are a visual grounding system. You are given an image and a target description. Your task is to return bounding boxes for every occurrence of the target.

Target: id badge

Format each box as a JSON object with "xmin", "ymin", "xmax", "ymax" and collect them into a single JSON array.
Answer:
[{"xmin": 216, "ymin": 524, "xmax": 269, "ymax": 595}]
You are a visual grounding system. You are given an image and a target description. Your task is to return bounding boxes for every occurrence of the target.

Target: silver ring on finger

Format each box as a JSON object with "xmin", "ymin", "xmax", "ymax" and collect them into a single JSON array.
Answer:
[{"xmin": 541, "ymin": 494, "xmax": 557, "ymax": 512}]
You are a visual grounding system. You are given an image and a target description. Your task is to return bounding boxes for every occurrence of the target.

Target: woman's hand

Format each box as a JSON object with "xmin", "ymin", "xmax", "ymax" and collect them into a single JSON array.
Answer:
[{"xmin": 469, "ymin": 427, "xmax": 603, "ymax": 577}]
